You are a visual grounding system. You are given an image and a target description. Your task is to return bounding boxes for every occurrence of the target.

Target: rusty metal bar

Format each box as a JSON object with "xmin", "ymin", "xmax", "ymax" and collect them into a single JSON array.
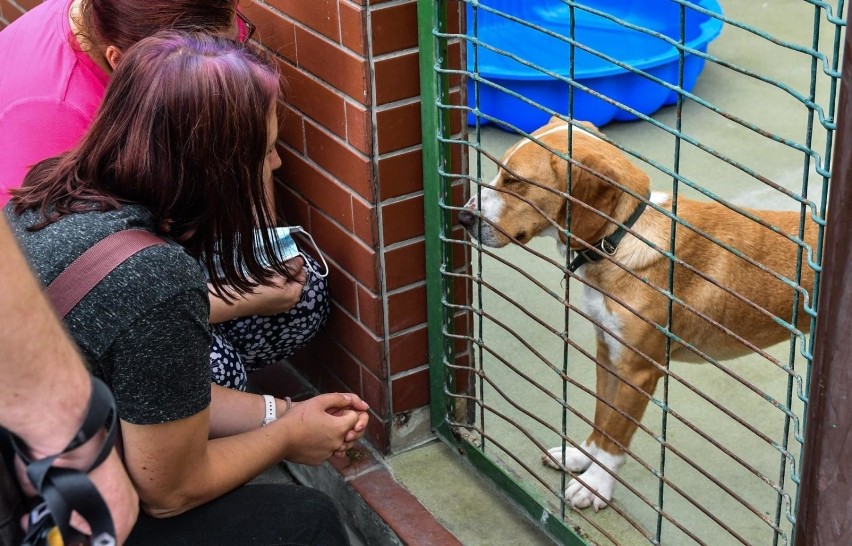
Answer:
[
  {"xmin": 428, "ymin": 1, "xmax": 844, "ymax": 543},
  {"xmin": 441, "ymin": 145, "xmax": 818, "ymax": 333},
  {"xmin": 794, "ymin": 6, "xmax": 852, "ymax": 543},
  {"xmin": 442, "ymin": 294, "xmax": 795, "ymax": 530},
  {"xmin": 444, "ymin": 244, "xmax": 804, "ymax": 460}
]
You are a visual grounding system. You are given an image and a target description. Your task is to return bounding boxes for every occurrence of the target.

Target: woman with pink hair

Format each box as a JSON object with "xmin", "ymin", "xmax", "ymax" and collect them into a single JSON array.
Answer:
[{"xmin": 7, "ymin": 32, "xmax": 365, "ymax": 544}]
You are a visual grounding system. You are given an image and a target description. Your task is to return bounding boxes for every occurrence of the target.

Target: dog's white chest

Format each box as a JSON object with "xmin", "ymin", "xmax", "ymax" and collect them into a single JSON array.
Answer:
[{"xmin": 582, "ymin": 283, "xmax": 622, "ymax": 359}]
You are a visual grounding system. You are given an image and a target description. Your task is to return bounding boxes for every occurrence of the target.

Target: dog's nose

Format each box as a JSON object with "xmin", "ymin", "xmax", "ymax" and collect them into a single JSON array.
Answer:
[{"xmin": 458, "ymin": 208, "xmax": 476, "ymax": 228}]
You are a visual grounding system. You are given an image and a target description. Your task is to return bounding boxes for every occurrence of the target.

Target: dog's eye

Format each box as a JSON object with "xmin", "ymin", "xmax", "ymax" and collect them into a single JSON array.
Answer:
[{"xmin": 503, "ymin": 178, "xmax": 519, "ymax": 187}]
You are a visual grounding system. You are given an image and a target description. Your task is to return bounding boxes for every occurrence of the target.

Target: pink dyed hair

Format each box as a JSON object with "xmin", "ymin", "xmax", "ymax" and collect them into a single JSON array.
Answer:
[{"xmin": 14, "ymin": 32, "xmax": 285, "ymax": 299}]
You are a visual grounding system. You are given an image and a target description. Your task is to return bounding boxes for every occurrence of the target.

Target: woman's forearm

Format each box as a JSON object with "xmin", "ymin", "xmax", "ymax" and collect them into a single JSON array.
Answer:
[
  {"xmin": 207, "ymin": 288, "xmax": 246, "ymax": 323},
  {"xmin": 0, "ymin": 222, "xmax": 91, "ymax": 454},
  {"xmin": 208, "ymin": 383, "xmax": 289, "ymax": 438},
  {"xmin": 142, "ymin": 427, "xmax": 290, "ymax": 518},
  {"xmin": 207, "ymin": 262, "xmax": 307, "ymax": 323},
  {"xmin": 124, "ymin": 394, "xmax": 366, "ymax": 518}
]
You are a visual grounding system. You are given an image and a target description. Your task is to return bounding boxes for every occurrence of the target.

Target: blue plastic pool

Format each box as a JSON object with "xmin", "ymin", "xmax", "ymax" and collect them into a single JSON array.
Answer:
[{"xmin": 466, "ymin": 0, "xmax": 724, "ymax": 131}]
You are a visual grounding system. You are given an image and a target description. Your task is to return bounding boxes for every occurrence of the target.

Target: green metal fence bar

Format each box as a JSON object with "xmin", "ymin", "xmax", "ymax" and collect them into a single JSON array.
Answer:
[
  {"xmin": 418, "ymin": 0, "xmax": 454, "ymax": 438},
  {"xmin": 794, "ymin": 3, "xmax": 852, "ymax": 543},
  {"xmin": 469, "ymin": 0, "xmax": 488, "ymax": 458},
  {"xmin": 776, "ymin": 0, "xmax": 843, "ymax": 538},
  {"xmin": 420, "ymin": 2, "xmax": 590, "ymax": 544},
  {"xmin": 656, "ymin": 3, "xmax": 687, "ymax": 540},
  {"xmin": 439, "ymin": 152, "xmax": 815, "ymax": 357},
  {"xmin": 790, "ymin": 2, "xmax": 844, "ymax": 537},
  {"xmin": 447, "ymin": 6, "xmax": 841, "ymax": 151},
  {"xmin": 560, "ymin": 0, "xmax": 578, "ymax": 524}
]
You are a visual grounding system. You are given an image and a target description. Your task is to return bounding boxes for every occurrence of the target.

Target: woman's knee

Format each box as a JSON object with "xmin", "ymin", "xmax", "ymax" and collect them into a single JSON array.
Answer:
[{"xmin": 265, "ymin": 485, "xmax": 349, "ymax": 545}]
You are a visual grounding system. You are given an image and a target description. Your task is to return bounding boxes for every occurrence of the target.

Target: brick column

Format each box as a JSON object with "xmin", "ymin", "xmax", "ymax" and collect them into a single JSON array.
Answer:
[
  {"xmin": 0, "ymin": 0, "xmax": 36, "ymax": 26},
  {"xmin": 247, "ymin": 0, "xmax": 467, "ymax": 453}
]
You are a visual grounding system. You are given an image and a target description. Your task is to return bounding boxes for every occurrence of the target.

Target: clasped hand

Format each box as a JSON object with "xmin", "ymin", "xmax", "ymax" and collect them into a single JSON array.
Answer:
[{"xmin": 277, "ymin": 393, "xmax": 370, "ymax": 466}]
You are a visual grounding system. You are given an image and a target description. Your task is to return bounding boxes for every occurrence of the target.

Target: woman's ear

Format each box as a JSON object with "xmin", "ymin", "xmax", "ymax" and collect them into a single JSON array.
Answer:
[{"xmin": 104, "ymin": 46, "xmax": 123, "ymax": 71}]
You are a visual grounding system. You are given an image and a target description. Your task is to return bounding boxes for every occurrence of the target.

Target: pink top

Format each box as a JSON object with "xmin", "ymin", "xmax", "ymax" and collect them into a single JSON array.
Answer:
[
  {"xmin": 0, "ymin": 0, "xmax": 109, "ymax": 206},
  {"xmin": 0, "ymin": 2, "xmax": 249, "ymax": 207}
]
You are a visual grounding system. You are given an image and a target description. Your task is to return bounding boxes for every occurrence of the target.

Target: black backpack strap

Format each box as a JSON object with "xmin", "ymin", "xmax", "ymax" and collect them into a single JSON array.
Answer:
[
  {"xmin": 11, "ymin": 376, "xmax": 119, "ymax": 546},
  {"xmin": 0, "ymin": 431, "xmax": 24, "ymax": 546}
]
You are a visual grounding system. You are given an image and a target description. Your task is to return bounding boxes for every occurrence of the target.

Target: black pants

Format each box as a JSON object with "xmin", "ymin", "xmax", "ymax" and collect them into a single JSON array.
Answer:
[
  {"xmin": 0, "ymin": 431, "xmax": 24, "ymax": 545},
  {"xmin": 126, "ymin": 484, "xmax": 350, "ymax": 546}
]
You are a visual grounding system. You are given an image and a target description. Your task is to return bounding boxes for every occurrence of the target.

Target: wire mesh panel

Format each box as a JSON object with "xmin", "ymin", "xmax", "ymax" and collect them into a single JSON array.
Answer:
[{"xmin": 419, "ymin": 1, "xmax": 845, "ymax": 544}]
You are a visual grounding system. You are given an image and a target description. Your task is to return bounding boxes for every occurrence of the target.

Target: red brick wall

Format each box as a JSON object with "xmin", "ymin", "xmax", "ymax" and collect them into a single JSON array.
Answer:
[
  {"xmin": 1, "ymin": 0, "xmax": 470, "ymax": 453},
  {"xmin": 253, "ymin": 0, "xmax": 446, "ymax": 452},
  {"xmin": 0, "ymin": 0, "xmax": 38, "ymax": 27}
]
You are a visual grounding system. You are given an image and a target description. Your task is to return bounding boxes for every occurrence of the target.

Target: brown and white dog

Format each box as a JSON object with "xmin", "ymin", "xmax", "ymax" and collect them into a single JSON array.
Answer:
[{"xmin": 458, "ymin": 117, "xmax": 817, "ymax": 511}]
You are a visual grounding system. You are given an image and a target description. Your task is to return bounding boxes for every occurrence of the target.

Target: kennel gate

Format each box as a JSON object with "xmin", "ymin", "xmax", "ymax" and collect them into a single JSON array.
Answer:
[{"xmin": 418, "ymin": 1, "xmax": 847, "ymax": 544}]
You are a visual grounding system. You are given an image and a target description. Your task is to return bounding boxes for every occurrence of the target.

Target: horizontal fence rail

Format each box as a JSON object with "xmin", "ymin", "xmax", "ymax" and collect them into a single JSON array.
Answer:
[{"xmin": 420, "ymin": 1, "xmax": 846, "ymax": 544}]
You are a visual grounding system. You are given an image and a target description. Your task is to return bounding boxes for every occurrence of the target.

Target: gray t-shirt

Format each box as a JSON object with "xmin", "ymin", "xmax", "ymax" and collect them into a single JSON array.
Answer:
[{"xmin": 5, "ymin": 204, "xmax": 211, "ymax": 425}]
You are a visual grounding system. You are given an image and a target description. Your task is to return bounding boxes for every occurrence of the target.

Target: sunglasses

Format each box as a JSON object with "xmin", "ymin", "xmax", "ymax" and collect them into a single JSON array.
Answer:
[{"xmin": 236, "ymin": 10, "xmax": 256, "ymax": 43}]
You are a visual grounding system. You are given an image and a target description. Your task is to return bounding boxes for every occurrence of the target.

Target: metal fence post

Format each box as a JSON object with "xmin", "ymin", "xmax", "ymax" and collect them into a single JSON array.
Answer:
[{"xmin": 794, "ymin": 8, "xmax": 852, "ymax": 545}]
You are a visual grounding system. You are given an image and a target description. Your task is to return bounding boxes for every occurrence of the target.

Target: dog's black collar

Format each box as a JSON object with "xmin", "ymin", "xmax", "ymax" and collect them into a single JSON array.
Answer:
[{"xmin": 567, "ymin": 193, "xmax": 649, "ymax": 273}]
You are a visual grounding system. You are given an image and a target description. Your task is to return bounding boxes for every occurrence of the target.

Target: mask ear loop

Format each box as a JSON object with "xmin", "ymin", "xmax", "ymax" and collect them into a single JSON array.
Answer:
[{"xmin": 290, "ymin": 227, "xmax": 329, "ymax": 278}]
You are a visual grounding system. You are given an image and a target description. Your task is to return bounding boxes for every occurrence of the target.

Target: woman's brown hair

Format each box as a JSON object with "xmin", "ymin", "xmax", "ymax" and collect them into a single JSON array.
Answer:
[
  {"xmin": 12, "ymin": 31, "xmax": 284, "ymax": 300},
  {"xmin": 78, "ymin": 0, "xmax": 237, "ymax": 52}
]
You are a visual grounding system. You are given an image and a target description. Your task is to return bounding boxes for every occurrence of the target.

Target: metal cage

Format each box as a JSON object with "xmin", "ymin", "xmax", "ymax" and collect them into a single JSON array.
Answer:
[{"xmin": 419, "ymin": 1, "xmax": 847, "ymax": 544}]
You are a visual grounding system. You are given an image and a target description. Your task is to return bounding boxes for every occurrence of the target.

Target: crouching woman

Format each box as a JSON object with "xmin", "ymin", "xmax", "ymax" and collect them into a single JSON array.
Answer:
[{"xmin": 5, "ymin": 31, "xmax": 367, "ymax": 545}]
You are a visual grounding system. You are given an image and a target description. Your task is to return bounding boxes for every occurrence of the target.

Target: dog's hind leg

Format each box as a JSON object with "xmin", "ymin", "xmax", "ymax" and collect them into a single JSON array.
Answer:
[
  {"xmin": 542, "ymin": 338, "xmax": 617, "ymax": 473},
  {"xmin": 565, "ymin": 357, "xmax": 663, "ymax": 511}
]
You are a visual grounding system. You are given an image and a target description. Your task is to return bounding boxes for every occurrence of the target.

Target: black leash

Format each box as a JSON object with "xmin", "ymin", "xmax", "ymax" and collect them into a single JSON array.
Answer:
[
  {"xmin": 10, "ymin": 376, "xmax": 118, "ymax": 546},
  {"xmin": 567, "ymin": 194, "xmax": 649, "ymax": 273}
]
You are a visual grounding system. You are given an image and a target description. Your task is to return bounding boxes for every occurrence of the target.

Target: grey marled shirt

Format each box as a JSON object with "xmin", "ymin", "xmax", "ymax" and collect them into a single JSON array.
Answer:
[{"xmin": 5, "ymin": 204, "xmax": 211, "ymax": 425}]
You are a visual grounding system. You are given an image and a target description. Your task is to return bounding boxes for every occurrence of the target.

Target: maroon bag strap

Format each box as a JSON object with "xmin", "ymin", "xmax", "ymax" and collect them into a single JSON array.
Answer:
[{"xmin": 46, "ymin": 229, "xmax": 166, "ymax": 318}]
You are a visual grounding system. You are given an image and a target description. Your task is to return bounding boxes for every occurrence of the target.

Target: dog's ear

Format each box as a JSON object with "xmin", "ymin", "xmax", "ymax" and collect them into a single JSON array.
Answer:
[
  {"xmin": 550, "ymin": 149, "xmax": 617, "ymax": 243},
  {"xmin": 549, "ymin": 142, "xmax": 647, "ymax": 247}
]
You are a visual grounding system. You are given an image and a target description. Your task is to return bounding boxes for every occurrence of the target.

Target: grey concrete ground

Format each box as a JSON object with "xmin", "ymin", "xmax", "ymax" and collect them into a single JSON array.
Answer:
[
  {"xmin": 385, "ymin": 1, "xmax": 843, "ymax": 545},
  {"xmin": 390, "ymin": 440, "xmax": 557, "ymax": 545}
]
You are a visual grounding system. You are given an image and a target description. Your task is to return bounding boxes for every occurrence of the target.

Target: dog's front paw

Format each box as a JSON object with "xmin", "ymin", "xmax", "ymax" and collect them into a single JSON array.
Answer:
[
  {"xmin": 565, "ymin": 473, "xmax": 613, "ymax": 511},
  {"xmin": 542, "ymin": 442, "xmax": 596, "ymax": 472},
  {"xmin": 563, "ymin": 452, "xmax": 625, "ymax": 511}
]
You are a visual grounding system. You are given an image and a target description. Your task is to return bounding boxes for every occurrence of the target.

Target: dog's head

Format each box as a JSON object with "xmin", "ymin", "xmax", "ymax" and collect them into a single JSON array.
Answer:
[{"xmin": 459, "ymin": 117, "xmax": 650, "ymax": 250}]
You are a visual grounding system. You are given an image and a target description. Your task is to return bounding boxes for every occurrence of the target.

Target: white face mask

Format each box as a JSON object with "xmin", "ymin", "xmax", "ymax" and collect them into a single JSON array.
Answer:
[
  {"xmin": 206, "ymin": 226, "xmax": 329, "ymax": 280},
  {"xmin": 262, "ymin": 226, "xmax": 329, "ymax": 278}
]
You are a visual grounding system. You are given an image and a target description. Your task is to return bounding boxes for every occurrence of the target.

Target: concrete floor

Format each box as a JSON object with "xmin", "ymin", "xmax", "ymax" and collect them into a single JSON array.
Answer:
[{"xmin": 386, "ymin": 1, "xmax": 843, "ymax": 545}]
